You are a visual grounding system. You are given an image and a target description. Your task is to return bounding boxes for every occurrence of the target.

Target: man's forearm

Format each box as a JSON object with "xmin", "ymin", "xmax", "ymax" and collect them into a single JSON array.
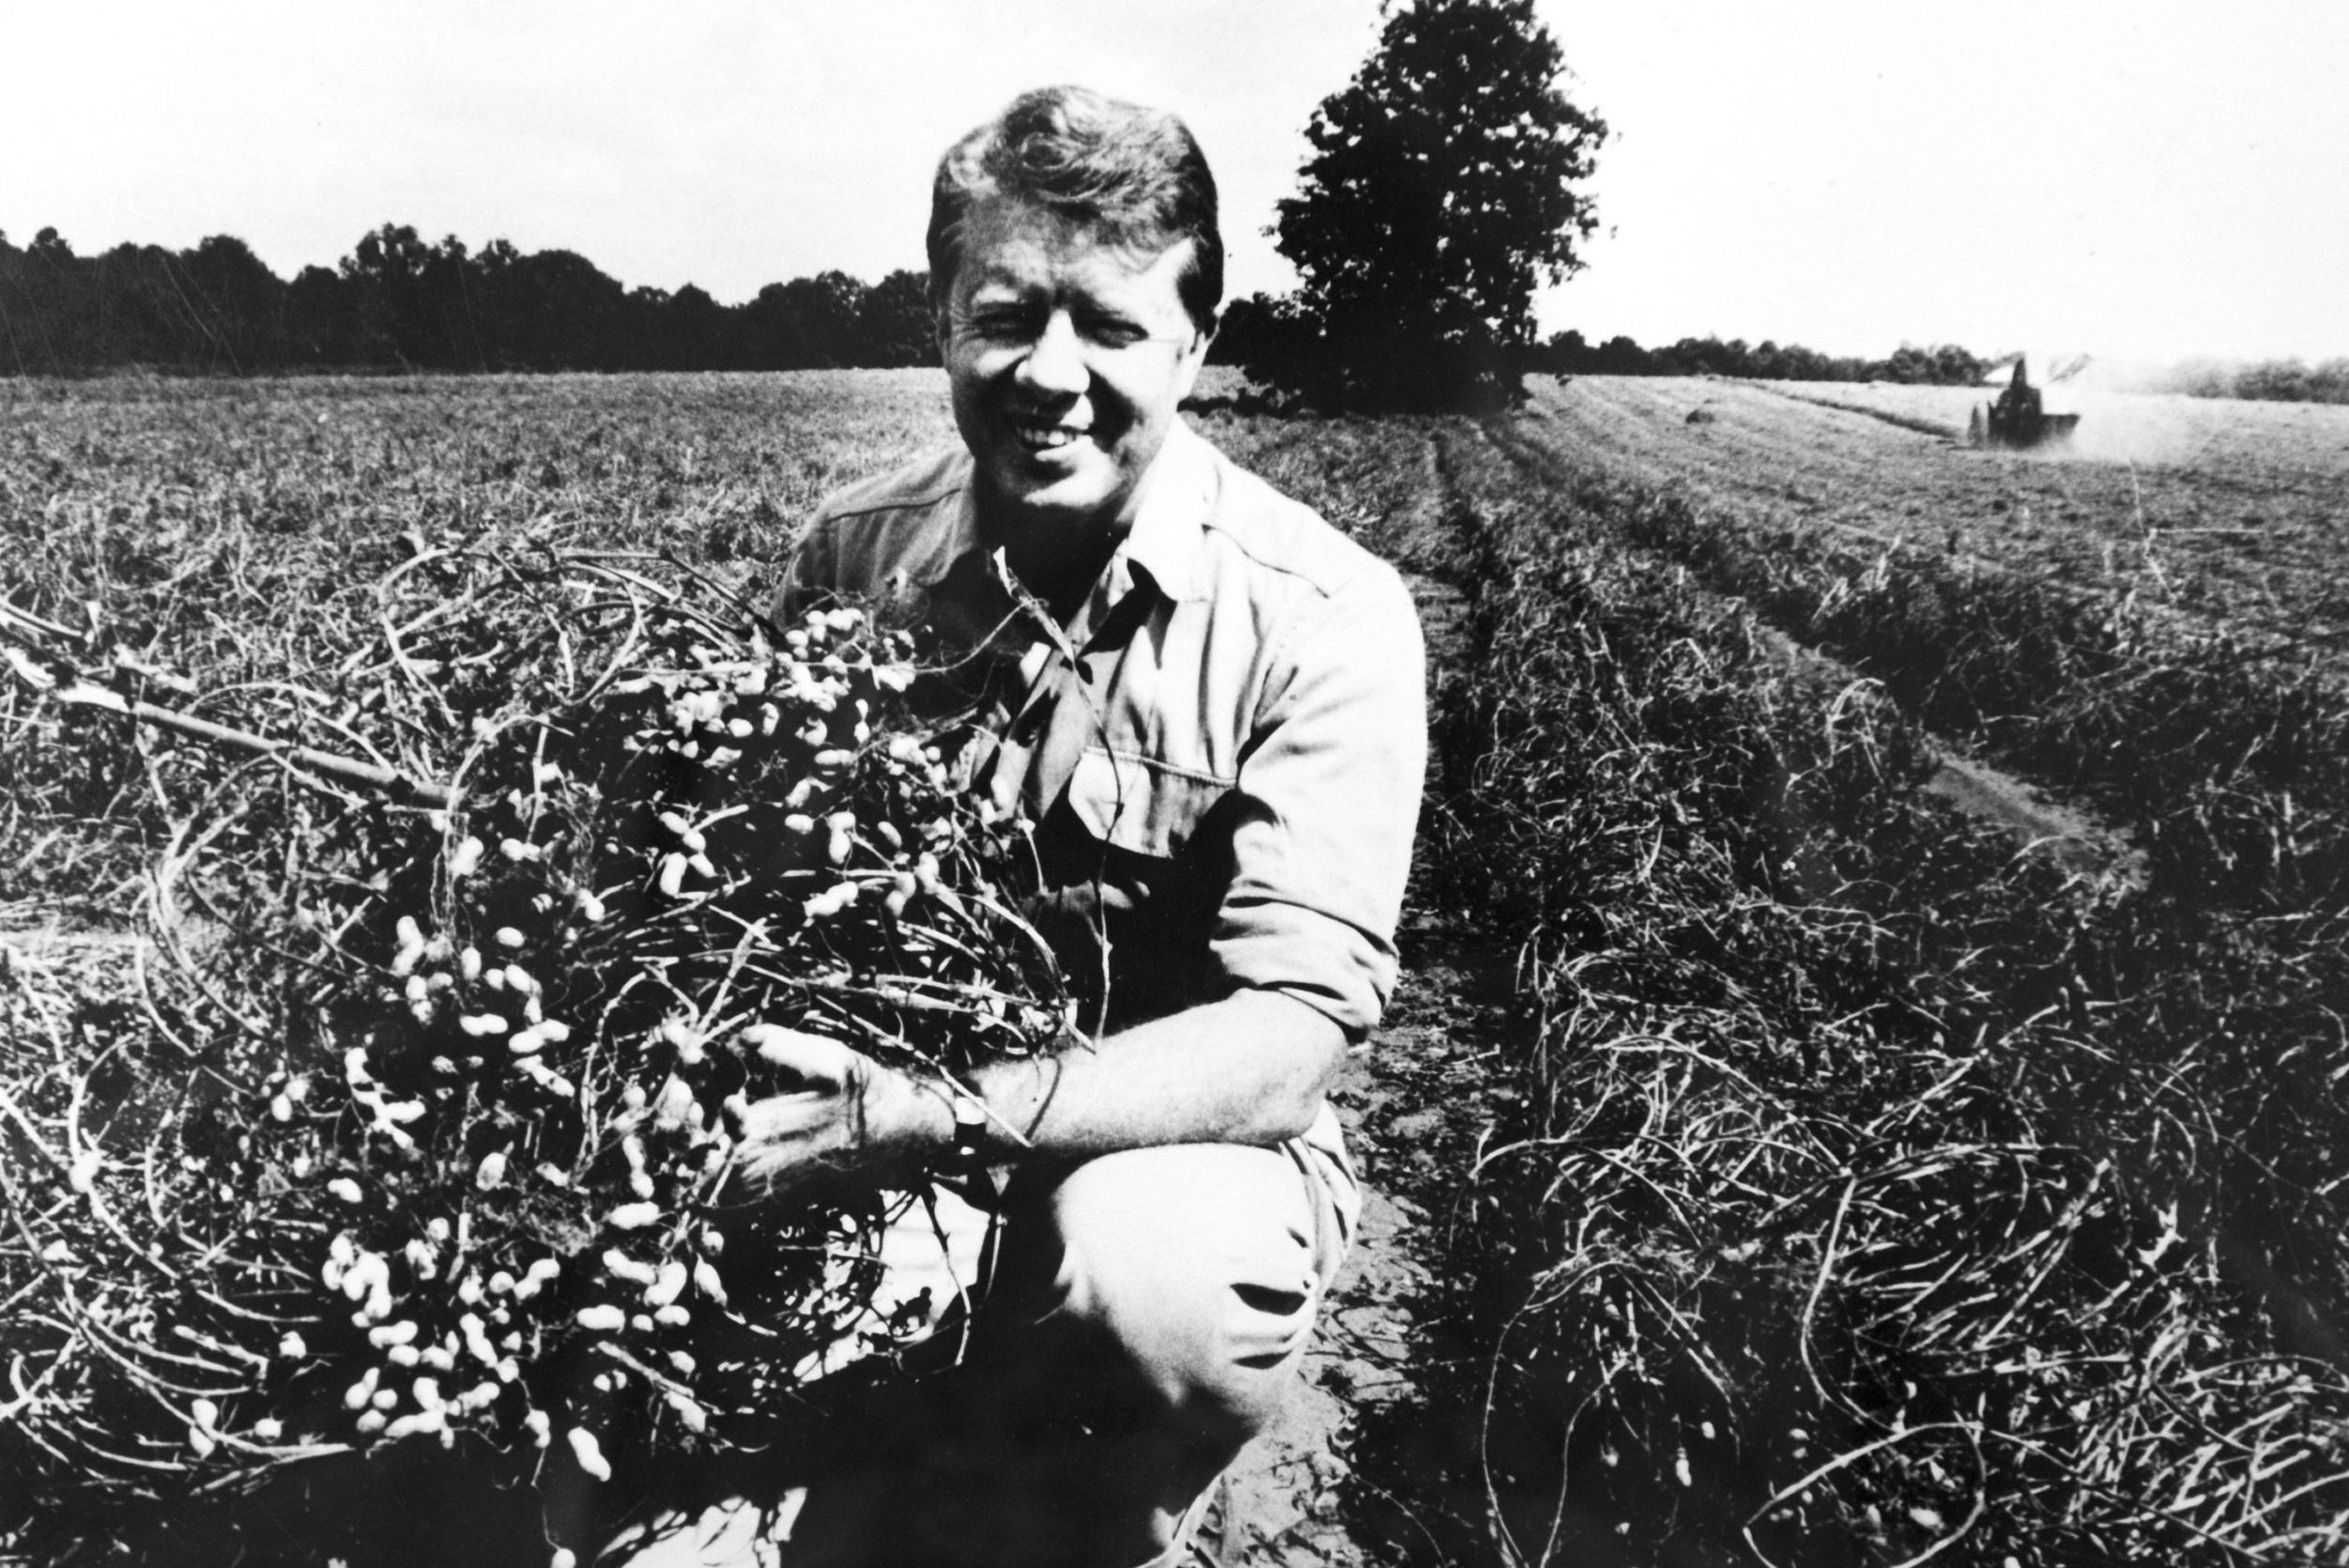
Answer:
[{"xmin": 953, "ymin": 990, "xmax": 1348, "ymax": 1162}]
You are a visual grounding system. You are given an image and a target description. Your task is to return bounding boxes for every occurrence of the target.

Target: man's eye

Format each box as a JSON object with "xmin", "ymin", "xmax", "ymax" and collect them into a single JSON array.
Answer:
[
  {"xmin": 1082, "ymin": 318, "xmax": 1149, "ymax": 349},
  {"xmin": 970, "ymin": 309, "xmax": 1038, "ymax": 338}
]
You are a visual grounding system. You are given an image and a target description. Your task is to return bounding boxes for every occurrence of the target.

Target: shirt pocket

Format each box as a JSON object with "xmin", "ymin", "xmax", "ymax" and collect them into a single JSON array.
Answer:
[{"xmin": 1065, "ymin": 747, "xmax": 1230, "ymax": 861}]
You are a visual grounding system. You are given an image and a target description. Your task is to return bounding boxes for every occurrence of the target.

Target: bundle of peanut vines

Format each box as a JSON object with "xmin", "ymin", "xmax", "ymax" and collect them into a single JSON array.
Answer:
[{"xmin": 0, "ymin": 543, "xmax": 1070, "ymax": 1554}]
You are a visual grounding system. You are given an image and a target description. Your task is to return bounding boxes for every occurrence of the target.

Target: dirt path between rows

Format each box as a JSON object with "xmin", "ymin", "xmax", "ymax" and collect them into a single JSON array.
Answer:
[
  {"xmin": 1209, "ymin": 566, "xmax": 1512, "ymax": 1567},
  {"xmin": 1216, "ymin": 913, "xmax": 1514, "ymax": 1568}
]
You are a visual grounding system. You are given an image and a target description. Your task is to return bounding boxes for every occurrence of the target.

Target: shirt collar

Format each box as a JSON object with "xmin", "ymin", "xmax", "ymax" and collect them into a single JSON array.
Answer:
[{"xmin": 1115, "ymin": 420, "xmax": 1214, "ymax": 606}]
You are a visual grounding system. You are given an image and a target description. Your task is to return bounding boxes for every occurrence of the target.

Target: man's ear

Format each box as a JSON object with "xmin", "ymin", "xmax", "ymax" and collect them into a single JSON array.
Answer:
[{"xmin": 1174, "ymin": 320, "xmax": 1214, "ymax": 403}]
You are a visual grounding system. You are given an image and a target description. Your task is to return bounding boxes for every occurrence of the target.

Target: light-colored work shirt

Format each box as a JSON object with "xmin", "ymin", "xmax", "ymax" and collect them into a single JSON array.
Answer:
[{"xmin": 772, "ymin": 419, "xmax": 1425, "ymax": 1044}]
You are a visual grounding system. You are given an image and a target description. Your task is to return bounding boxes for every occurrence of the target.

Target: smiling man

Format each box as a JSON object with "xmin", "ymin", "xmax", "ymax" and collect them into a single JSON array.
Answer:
[{"xmin": 637, "ymin": 86, "xmax": 1426, "ymax": 1568}]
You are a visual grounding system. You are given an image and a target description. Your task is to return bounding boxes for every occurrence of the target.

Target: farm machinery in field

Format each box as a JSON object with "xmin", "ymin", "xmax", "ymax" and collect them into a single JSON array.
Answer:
[{"xmin": 1970, "ymin": 355, "xmax": 2082, "ymax": 448}]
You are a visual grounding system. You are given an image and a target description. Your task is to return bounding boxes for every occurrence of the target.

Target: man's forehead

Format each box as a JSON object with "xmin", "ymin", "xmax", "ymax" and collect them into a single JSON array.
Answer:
[{"xmin": 956, "ymin": 200, "xmax": 1191, "ymax": 292}]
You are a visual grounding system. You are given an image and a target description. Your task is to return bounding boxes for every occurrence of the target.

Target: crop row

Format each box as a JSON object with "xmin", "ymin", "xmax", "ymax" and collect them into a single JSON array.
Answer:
[
  {"xmin": 1485, "ymin": 415, "xmax": 2349, "ymax": 915},
  {"xmin": 1409, "ymin": 417, "xmax": 2349, "ymax": 1564}
]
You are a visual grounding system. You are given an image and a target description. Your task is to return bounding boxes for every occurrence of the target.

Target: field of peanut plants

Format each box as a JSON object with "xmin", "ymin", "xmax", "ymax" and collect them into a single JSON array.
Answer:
[{"xmin": 6, "ymin": 369, "xmax": 2349, "ymax": 1565}]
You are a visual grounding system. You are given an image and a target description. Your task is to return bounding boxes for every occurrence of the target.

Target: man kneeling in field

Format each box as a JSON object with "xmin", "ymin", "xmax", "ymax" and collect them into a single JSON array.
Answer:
[{"xmin": 612, "ymin": 84, "xmax": 1424, "ymax": 1567}]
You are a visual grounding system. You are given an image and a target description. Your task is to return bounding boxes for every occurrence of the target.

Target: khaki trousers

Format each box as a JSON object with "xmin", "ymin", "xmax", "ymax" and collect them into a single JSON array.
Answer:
[{"xmin": 603, "ymin": 1107, "xmax": 1358, "ymax": 1568}]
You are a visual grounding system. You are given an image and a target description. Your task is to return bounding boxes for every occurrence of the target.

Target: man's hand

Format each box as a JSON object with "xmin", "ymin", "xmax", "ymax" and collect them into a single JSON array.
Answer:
[
  {"xmin": 726, "ymin": 1027, "xmax": 949, "ymax": 1198},
  {"xmin": 725, "ymin": 990, "xmax": 1343, "ymax": 1200}
]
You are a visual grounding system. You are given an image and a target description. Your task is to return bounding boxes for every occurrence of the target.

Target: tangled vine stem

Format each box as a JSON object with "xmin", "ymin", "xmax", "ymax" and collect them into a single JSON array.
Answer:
[{"xmin": 1, "ymin": 546, "xmax": 1069, "ymax": 1550}]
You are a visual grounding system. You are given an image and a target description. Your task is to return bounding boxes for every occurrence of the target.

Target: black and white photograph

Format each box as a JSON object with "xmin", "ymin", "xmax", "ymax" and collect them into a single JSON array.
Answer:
[{"xmin": 5, "ymin": 3, "xmax": 2348, "ymax": 1564}]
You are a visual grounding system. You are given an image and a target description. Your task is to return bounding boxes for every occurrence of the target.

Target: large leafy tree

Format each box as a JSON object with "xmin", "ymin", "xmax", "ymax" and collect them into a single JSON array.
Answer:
[{"xmin": 1273, "ymin": 0, "xmax": 1606, "ymax": 406}]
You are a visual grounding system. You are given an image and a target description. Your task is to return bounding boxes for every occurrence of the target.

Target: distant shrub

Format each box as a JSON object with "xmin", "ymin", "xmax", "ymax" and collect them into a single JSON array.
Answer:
[{"xmin": 2135, "ymin": 357, "xmax": 2349, "ymax": 407}]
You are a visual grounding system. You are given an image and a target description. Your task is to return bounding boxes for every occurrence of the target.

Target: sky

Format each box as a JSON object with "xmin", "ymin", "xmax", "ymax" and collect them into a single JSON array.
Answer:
[{"xmin": 5, "ymin": 0, "xmax": 2345, "ymax": 365}]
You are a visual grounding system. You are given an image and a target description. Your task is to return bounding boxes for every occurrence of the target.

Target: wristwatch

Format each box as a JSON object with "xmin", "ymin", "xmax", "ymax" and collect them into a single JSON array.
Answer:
[{"xmin": 934, "ymin": 1093, "xmax": 990, "ymax": 1188}]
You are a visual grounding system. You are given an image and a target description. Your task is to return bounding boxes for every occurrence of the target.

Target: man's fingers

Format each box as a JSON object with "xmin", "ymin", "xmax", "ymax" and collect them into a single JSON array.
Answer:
[
  {"xmin": 734, "ymin": 1089, "xmax": 837, "ymax": 1142},
  {"xmin": 739, "ymin": 1023, "xmax": 858, "ymax": 1088},
  {"xmin": 727, "ymin": 1090, "xmax": 853, "ymax": 1193},
  {"xmin": 722, "ymin": 1026, "xmax": 921, "ymax": 1196}
]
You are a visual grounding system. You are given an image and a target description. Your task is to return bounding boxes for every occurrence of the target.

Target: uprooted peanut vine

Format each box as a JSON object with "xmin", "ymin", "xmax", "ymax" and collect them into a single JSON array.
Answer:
[{"xmin": 1, "ymin": 546, "xmax": 1068, "ymax": 1545}]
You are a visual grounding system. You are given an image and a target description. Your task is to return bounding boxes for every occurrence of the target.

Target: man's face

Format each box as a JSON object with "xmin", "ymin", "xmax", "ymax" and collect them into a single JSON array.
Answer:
[{"xmin": 940, "ymin": 199, "xmax": 1211, "ymax": 542}]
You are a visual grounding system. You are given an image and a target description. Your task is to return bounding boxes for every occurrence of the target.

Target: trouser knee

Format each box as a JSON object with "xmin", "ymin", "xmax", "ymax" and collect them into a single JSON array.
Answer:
[{"xmin": 1020, "ymin": 1142, "xmax": 1335, "ymax": 1448}]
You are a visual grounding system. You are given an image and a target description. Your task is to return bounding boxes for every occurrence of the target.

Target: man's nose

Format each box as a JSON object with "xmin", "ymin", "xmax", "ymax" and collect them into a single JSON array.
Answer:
[{"xmin": 1015, "ymin": 310, "xmax": 1089, "ymax": 397}]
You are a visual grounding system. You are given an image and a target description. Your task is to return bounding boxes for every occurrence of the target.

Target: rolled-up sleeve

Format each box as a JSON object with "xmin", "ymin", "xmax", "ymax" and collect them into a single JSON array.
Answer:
[{"xmin": 1212, "ymin": 562, "xmax": 1427, "ymax": 1038}]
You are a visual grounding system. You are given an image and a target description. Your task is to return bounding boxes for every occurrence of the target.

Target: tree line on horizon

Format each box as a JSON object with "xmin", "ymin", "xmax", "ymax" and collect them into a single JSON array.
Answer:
[
  {"xmin": 5, "ymin": 221, "xmax": 2343, "ymax": 407},
  {"xmin": 0, "ymin": 223, "xmax": 2018, "ymax": 394},
  {"xmin": 0, "ymin": 223, "xmax": 934, "ymax": 376}
]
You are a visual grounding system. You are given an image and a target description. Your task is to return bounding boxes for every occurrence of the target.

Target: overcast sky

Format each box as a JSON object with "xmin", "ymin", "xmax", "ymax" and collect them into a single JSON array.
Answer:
[{"xmin": 6, "ymin": 0, "xmax": 2345, "ymax": 364}]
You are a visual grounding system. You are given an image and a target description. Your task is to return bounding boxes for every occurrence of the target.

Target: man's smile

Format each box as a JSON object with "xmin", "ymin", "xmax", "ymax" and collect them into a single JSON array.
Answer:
[{"xmin": 1010, "ymin": 414, "xmax": 1090, "ymax": 453}]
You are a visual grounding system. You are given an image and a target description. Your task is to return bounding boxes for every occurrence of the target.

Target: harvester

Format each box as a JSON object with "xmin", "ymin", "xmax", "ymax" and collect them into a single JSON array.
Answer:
[{"xmin": 1970, "ymin": 355, "xmax": 2081, "ymax": 448}]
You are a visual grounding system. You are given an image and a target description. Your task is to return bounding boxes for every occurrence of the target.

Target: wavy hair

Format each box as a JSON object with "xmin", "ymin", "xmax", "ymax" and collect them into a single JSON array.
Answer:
[{"xmin": 927, "ymin": 85, "xmax": 1223, "ymax": 335}]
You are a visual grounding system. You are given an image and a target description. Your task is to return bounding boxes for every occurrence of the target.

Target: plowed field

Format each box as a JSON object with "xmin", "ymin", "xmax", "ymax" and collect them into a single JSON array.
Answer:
[
  {"xmin": 9, "ymin": 371, "xmax": 2349, "ymax": 1566},
  {"xmin": 1517, "ymin": 375, "xmax": 2349, "ymax": 647}
]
